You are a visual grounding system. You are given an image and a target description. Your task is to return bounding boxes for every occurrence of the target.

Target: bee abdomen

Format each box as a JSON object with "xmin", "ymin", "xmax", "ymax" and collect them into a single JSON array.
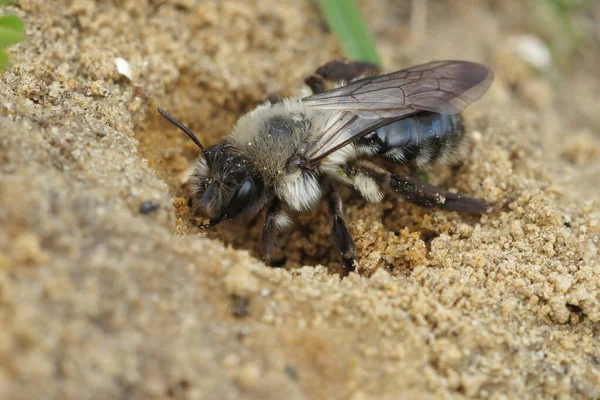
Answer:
[{"xmin": 356, "ymin": 112, "xmax": 464, "ymax": 167}]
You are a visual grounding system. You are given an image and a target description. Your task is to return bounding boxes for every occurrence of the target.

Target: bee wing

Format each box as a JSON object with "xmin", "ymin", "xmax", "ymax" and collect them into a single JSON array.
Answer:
[
  {"xmin": 303, "ymin": 60, "xmax": 493, "ymax": 118},
  {"xmin": 302, "ymin": 60, "xmax": 493, "ymax": 163},
  {"xmin": 304, "ymin": 110, "xmax": 407, "ymax": 165}
]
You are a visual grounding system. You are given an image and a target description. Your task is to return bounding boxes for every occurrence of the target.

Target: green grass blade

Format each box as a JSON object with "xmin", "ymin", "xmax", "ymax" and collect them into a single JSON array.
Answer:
[
  {"xmin": 0, "ymin": 49, "xmax": 9, "ymax": 70},
  {"xmin": 316, "ymin": 0, "xmax": 381, "ymax": 65},
  {"xmin": 0, "ymin": 15, "xmax": 24, "ymax": 48},
  {"xmin": 0, "ymin": 15, "xmax": 23, "ymax": 32},
  {"xmin": 0, "ymin": 15, "xmax": 25, "ymax": 34},
  {"xmin": 0, "ymin": 26, "xmax": 23, "ymax": 47}
]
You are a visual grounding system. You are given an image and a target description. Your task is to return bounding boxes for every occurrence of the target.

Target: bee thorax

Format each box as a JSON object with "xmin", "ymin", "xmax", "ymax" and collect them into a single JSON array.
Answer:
[{"xmin": 227, "ymin": 99, "xmax": 325, "ymax": 187}]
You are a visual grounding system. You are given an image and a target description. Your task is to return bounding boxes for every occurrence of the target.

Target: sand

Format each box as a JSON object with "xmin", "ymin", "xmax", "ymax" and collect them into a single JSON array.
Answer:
[{"xmin": 1, "ymin": 0, "xmax": 599, "ymax": 399}]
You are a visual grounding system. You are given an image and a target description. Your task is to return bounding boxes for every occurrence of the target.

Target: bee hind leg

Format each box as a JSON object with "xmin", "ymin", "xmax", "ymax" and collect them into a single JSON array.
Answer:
[
  {"xmin": 390, "ymin": 174, "xmax": 489, "ymax": 214},
  {"xmin": 343, "ymin": 160, "xmax": 489, "ymax": 215},
  {"xmin": 323, "ymin": 180, "xmax": 356, "ymax": 277}
]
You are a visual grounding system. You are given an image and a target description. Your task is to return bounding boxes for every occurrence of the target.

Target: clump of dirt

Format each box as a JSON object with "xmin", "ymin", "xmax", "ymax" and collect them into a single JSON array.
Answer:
[{"xmin": 1, "ymin": 0, "xmax": 599, "ymax": 399}]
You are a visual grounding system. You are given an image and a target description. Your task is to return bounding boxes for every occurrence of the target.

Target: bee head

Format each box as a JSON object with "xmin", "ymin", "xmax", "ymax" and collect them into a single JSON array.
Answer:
[
  {"xmin": 187, "ymin": 144, "xmax": 265, "ymax": 225},
  {"xmin": 157, "ymin": 108, "xmax": 265, "ymax": 226}
]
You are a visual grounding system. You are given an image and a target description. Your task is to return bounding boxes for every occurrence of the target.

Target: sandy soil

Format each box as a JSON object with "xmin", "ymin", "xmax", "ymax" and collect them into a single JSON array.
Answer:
[{"xmin": 1, "ymin": 0, "xmax": 599, "ymax": 399}]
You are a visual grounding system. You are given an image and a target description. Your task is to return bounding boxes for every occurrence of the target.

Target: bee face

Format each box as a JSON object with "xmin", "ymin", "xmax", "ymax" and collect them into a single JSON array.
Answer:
[{"xmin": 187, "ymin": 144, "xmax": 265, "ymax": 225}]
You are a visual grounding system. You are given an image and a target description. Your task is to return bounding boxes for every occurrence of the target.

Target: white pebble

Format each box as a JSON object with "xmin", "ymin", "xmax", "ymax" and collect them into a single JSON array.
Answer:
[
  {"xmin": 510, "ymin": 35, "xmax": 552, "ymax": 69},
  {"xmin": 114, "ymin": 57, "xmax": 132, "ymax": 80}
]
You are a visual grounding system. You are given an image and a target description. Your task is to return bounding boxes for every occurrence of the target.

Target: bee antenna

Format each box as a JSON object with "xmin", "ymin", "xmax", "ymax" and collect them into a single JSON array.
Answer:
[{"xmin": 157, "ymin": 108, "xmax": 207, "ymax": 153}]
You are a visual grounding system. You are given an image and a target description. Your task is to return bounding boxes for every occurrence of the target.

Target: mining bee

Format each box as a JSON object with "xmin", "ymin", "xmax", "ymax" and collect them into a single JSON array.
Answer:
[{"xmin": 158, "ymin": 59, "xmax": 494, "ymax": 275}]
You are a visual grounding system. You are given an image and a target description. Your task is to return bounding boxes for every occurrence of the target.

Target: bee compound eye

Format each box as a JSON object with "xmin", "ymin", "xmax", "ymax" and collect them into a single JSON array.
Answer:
[
  {"xmin": 230, "ymin": 179, "xmax": 253, "ymax": 207},
  {"xmin": 208, "ymin": 179, "xmax": 256, "ymax": 227},
  {"xmin": 227, "ymin": 178, "xmax": 259, "ymax": 215}
]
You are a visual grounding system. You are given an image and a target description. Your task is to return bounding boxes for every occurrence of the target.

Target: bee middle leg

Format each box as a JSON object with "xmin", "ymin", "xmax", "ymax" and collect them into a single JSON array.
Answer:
[
  {"xmin": 305, "ymin": 59, "xmax": 381, "ymax": 95},
  {"xmin": 322, "ymin": 180, "xmax": 356, "ymax": 276}
]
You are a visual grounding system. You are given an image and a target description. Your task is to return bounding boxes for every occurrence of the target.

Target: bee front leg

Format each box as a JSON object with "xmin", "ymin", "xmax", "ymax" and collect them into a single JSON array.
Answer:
[
  {"xmin": 323, "ymin": 180, "xmax": 356, "ymax": 276},
  {"xmin": 259, "ymin": 198, "xmax": 291, "ymax": 263},
  {"xmin": 260, "ymin": 92, "xmax": 283, "ymax": 105}
]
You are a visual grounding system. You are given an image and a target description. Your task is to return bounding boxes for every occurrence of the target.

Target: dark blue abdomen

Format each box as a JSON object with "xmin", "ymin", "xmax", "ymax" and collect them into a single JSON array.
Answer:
[{"xmin": 356, "ymin": 112, "xmax": 463, "ymax": 167}]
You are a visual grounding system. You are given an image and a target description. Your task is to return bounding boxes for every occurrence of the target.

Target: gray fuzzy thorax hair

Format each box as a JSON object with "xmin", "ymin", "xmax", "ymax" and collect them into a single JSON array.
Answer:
[{"xmin": 226, "ymin": 99, "xmax": 327, "ymax": 188}]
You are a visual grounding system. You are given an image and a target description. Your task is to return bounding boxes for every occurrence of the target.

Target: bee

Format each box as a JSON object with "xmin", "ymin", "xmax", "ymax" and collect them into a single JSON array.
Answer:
[{"xmin": 158, "ymin": 59, "xmax": 494, "ymax": 275}]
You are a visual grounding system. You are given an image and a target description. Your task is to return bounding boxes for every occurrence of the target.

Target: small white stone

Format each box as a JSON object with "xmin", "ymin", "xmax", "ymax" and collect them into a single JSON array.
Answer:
[
  {"xmin": 114, "ymin": 57, "xmax": 132, "ymax": 80},
  {"xmin": 510, "ymin": 35, "xmax": 552, "ymax": 69}
]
